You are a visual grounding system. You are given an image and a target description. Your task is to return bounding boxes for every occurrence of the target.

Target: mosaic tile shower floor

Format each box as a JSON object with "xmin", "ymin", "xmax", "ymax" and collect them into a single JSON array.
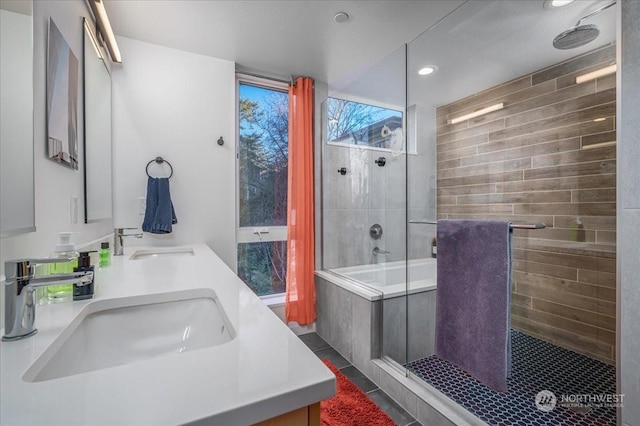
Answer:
[{"xmin": 407, "ymin": 330, "xmax": 616, "ymax": 426}]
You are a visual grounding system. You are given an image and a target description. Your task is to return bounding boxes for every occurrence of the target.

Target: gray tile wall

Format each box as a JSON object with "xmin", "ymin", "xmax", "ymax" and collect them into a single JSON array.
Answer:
[
  {"xmin": 382, "ymin": 290, "xmax": 437, "ymax": 364},
  {"xmin": 317, "ymin": 275, "xmax": 481, "ymax": 425},
  {"xmin": 619, "ymin": 1, "xmax": 640, "ymax": 425},
  {"xmin": 315, "ymin": 275, "xmax": 381, "ymax": 381},
  {"xmin": 322, "ymin": 143, "xmax": 413, "ymax": 269},
  {"xmin": 321, "ymin": 100, "xmax": 437, "ymax": 269}
]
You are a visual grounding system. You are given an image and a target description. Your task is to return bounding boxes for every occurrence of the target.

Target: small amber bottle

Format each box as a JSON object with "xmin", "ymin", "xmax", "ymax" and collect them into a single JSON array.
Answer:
[{"xmin": 431, "ymin": 237, "xmax": 437, "ymax": 258}]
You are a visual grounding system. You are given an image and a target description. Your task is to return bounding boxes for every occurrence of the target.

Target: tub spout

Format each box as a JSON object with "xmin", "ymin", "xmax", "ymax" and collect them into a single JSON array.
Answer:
[{"xmin": 372, "ymin": 247, "xmax": 390, "ymax": 264}]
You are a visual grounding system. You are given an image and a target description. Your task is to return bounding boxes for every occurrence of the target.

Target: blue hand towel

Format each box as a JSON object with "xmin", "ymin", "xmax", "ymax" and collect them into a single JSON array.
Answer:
[
  {"xmin": 435, "ymin": 220, "xmax": 512, "ymax": 392},
  {"xmin": 142, "ymin": 177, "xmax": 178, "ymax": 234}
]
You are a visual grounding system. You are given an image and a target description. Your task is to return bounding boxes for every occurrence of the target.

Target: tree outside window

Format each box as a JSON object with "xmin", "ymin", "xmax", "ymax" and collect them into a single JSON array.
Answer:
[{"xmin": 237, "ymin": 82, "xmax": 288, "ymax": 296}]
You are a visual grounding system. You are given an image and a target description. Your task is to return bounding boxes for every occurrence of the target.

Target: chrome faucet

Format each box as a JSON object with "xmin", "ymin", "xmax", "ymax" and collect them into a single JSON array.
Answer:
[
  {"xmin": 372, "ymin": 247, "xmax": 390, "ymax": 264},
  {"xmin": 2, "ymin": 259, "xmax": 94, "ymax": 341},
  {"xmin": 114, "ymin": 228, "xmax": 143, "ymax": 256}
]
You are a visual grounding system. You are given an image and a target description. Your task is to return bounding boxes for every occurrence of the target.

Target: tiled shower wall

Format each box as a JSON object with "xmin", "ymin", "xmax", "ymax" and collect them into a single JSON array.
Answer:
[
  {"xmin": 322, "ymin": 144, "xmax": 434, "ymax": 269},
  {"xmin": 322, "ymin": 145, "xmax": 407, "ymax": 269},
  {"xmin": 435, "ymin": 45, "xmax": 617, "ymax": 364}
]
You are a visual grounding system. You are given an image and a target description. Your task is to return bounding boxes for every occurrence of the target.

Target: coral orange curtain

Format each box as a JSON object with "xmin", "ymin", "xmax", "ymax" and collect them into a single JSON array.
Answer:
[{"xmin": 285, "ymin": 77, "xmax": 316, "ymax": 325}]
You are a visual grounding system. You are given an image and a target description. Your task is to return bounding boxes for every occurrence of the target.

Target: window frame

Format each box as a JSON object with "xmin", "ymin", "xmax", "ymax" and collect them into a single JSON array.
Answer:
[
  {"xmin": 235, "ymin": 74, "xmax": 289, "ymax": 296},
  {"xmin": 325, "ymin": 94, "xmax": 417, "ymax": 154}
]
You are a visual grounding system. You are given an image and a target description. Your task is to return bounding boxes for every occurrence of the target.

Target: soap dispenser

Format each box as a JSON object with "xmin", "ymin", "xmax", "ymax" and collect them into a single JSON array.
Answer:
[
  {"xmin": 47, "ymin": 232, "xmax": 79, "ymax": 302},
  {"xmin": 73, "ymin": 251, "xmax": 96, "ymax": 300}
]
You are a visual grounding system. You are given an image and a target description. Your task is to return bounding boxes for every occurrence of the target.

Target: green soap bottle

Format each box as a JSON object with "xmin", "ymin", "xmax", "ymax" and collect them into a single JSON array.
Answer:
[
  {"xmin": 47, "ymin": 232, "xmax": 79, "ymax": 302},
  {"xmin": 99, "ymin": 242, "xmax": 111, "ymax": 267}
]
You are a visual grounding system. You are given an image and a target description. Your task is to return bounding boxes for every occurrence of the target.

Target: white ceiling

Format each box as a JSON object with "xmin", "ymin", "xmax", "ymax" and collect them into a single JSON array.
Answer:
[
  {"xmin": 104, "ymin": 0, "xmax": 617, "ymax": 109},
  {"xmin": 103, "ymin": 0, "xmax": 464, "ymax": 90}
]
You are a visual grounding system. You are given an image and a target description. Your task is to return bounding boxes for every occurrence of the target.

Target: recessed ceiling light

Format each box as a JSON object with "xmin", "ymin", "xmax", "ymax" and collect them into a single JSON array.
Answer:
[
  {"xmin": 418, "ymin": 65, "xmax": 438, "ymax": 76},
  {"xmin": 544, "ymin": 0, "xmax": 575, "ymax": 9},
  {"xmin": 334, "ymin": 12, "xmax": 349, "ymax": 23}
]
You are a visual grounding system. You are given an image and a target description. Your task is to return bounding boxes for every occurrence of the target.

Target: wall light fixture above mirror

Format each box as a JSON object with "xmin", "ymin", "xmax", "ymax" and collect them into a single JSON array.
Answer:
[{"xmin": 87, "ymin": 0, "xmax": 121, "ymax": 63}]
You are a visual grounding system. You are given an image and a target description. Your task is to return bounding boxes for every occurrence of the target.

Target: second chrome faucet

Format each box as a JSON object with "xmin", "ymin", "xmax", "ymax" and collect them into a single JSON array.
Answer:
[{"xmin": 114, "ymin": 228, "xmax": 143, "ymax": 256}]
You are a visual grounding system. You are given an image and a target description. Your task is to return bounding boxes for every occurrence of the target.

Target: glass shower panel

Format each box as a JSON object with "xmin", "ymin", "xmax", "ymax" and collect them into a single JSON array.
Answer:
[
  {"xmin": 405, "ymin": 0, "xmax": 617, "ymax": 423},
  {"xmin": 322, "ymin": 44, "xmax": 407, "ymax": 274},
  {"xmin": 403, "ymin": 50, "xmax": 438, "ymax": 371},
  {"xmin": 321, "ymin": 45, "xmax": 408, "ymax": 370}
]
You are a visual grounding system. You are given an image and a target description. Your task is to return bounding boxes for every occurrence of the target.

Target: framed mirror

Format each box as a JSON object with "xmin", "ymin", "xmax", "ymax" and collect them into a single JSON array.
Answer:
[
  {"xmin": 1, "ymin": 0, "xmax": 35, "ymax": 237},
  {"xmin": 82, "ymin": 18, "xmax": 112, "ymax": 223}
]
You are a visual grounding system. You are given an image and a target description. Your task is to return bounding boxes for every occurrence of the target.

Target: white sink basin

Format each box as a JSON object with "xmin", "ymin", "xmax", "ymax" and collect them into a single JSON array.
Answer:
[
  {"xmin": 23, "ymin": 289, "xmax": 235, "ymax": 382},
  {"xmin": 129, "ymin": 247, "xmax": 195, "ymax": 260}
]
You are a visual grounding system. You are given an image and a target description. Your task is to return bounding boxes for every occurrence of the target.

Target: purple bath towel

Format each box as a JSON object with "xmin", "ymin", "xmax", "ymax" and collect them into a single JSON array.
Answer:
[{"xmin": 435, "ymin": 220, "xmax": 512, "ymax": 392}]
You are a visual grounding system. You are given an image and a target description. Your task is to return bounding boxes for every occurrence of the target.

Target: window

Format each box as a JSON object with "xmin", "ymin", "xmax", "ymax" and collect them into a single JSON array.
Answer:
[
  {"xmin": 326, "ymin": 97, "xmax": 404, "ymax": 152},
  {"xmin": 236, "ymin": 77, "xmax": 289, "ymax": 296}
]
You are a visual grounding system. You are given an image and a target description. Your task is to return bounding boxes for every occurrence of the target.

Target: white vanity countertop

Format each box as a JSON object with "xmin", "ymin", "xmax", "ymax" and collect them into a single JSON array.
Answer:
[{"xmin": 1, "ymin": 244, "xmax": 335, "ymax": 425}]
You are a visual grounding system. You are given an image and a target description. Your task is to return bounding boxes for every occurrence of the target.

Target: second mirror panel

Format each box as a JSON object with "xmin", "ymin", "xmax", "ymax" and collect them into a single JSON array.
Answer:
[{"xmin": 83, "ymin": 19, "xmax": 112, "ymax": 223}]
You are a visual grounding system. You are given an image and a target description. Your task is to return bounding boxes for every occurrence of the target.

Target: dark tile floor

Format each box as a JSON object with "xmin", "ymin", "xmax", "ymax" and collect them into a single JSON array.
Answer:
[
  {"xmin": 407, "ymin": 330, "xmax": 616, "ymax": 426},
  {"xmin": 299, "ymin": 332, "xmax": 422, "ymax": 426}
]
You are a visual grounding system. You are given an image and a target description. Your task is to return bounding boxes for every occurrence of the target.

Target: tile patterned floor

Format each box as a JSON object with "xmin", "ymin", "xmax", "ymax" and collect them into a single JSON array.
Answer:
[
  {"xmin": 407, "ymin": 330, "xmax": 616, "ymax": 426},
  {"xmin": 299, "ymin": 333, "xmax": 422, "ymax": 426}
]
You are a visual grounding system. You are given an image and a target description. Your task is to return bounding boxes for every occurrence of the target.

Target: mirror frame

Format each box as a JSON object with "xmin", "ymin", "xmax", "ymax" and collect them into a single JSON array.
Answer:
[{"xmin": 82, "ymin": 17, "xmax": 113, "ymax": 224}]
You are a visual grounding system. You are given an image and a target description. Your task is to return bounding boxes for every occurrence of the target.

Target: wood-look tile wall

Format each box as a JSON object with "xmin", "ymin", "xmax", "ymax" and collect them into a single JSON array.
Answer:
[{"xmin": 435, "ymin": 45, "xmax": 617, "ymax": 364}]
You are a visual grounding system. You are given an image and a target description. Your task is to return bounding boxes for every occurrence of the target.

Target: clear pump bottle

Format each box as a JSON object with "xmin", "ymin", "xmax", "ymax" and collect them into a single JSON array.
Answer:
[{"xmin": 47, "ymin": 232, "xmax": 79, "ymax": 302}]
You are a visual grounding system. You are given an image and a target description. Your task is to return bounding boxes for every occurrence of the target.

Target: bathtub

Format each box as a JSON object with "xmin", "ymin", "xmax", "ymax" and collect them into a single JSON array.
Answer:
[
  {"xmin": 315, "ymin": 258, "xmax": 437, "ymax": 301},
  {"xmin": 316, "ymin": 257, "xmax": 438, "ymax": 372}
]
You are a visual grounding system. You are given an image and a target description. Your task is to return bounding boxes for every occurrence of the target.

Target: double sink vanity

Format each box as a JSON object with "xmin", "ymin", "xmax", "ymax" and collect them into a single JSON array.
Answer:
[{"xmin": 1, "ymin": 244, "xmax": 334, "ymax": 425}]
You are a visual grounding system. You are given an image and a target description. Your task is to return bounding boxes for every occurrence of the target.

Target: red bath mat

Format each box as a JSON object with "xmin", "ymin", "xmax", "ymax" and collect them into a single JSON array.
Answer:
[{"xmin": 320, "ymin": 359, "xmax": 395, "ymax": 426}]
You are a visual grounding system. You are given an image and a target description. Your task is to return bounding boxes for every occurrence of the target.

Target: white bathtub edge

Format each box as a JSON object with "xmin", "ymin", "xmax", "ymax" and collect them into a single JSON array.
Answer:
[{"xmin": 315, "ymin": 270, "xmax": 382, "ymax": 301}]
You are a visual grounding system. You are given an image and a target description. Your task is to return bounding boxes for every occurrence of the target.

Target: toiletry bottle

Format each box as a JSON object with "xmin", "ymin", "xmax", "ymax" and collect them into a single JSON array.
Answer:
[
  {"xmin": 569, "ymin": 222, "xmax": 577, "ymax": 241},
  {"xmin": 569, "ymin": 217, "xmax": 585, "ymax": 242},
  {"xmin": 47, "ymin": 232, "xmax": 79, "ymax": 302},
  {"xmin": 576, "ymin": 217, "xmax": 586, "ymax": 242},
  {"xmin": 431, "ymin": 237, "xmax": 437, "ymax": 259},
  {"xmin": 99, "ymin": 242, "xmax": 111, "ymax": 267},
  {"xmin": 73, "ymin": 251, "xmax": 96, "ymax": 300}
]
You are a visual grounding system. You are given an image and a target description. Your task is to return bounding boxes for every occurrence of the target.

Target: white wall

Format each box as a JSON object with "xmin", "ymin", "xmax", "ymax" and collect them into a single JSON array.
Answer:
[
  {"xmin": 111, "ymin": 37, "xmax": 236, "ymax": 269},
  {"xmin": 0, "ymin": 0, "xmax": 114, "ymax": 328}
]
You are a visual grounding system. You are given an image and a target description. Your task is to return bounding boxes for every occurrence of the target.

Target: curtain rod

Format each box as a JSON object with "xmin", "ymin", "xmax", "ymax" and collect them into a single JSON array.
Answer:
[{"xmin": 237, "ymin": 71, "xmax": 294, "ymax": 85}]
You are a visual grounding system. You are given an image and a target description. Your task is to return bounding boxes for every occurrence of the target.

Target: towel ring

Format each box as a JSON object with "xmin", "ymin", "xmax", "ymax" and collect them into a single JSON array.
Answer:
[{"xmin": 146, "ymin": 156, "xmax": 173, "ymax": 179}]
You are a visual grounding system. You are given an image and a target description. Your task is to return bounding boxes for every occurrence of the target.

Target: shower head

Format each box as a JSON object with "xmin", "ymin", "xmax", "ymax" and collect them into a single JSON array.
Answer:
[
  {"xmin": 553, "ymin": 24, "xmax": 600, "ymax": 49},
  {"xmin": 552, "ymin": 1, "xmax": 616, "ymax": 50}
]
